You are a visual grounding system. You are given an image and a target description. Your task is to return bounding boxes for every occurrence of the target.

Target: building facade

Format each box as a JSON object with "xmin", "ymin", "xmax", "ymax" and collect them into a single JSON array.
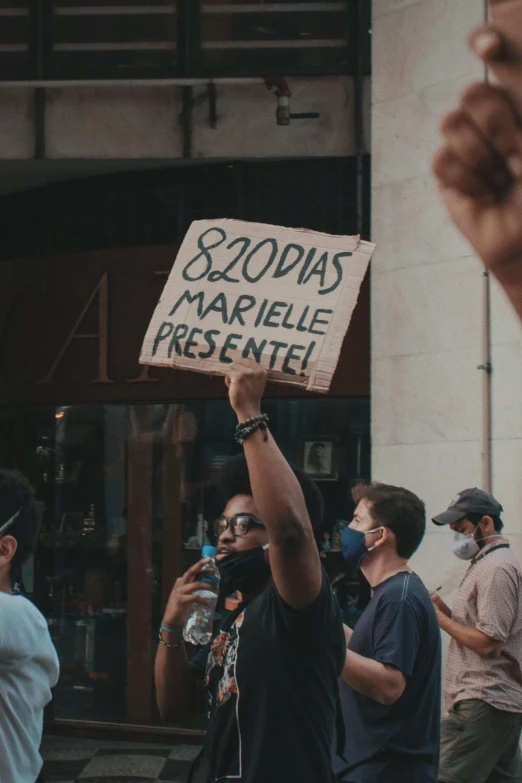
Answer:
[
  {"xmin": 4, "ymin": 0, "xmax": 519, "ymax": 739},
  {"xmin": 0, "ymin": 1, "xmax": 371, "ymax": 735}
]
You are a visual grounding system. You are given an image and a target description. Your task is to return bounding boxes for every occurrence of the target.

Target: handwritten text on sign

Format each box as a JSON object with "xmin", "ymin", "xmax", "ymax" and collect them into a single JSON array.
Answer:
[{"xmin": 140, "ymin": 219, "xmax": 375, "ymax": 393}]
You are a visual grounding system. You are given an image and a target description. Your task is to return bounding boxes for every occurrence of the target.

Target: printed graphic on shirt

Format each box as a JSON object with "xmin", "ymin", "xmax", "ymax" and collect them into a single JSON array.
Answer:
[{"xmin": 206, "ymin": 611, "xmax": 245, "ymax": 712}]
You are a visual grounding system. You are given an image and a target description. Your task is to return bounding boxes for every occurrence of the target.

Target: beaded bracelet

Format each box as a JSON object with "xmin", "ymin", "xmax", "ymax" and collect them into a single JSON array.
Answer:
[
  {"xmin": 235, "ymin": 414, "xmax": 269, "ymax": 445},
  {"xmin": 236, "ymin": 420, "xmax": 269, "ymax": 445},
  {"xmin": 236, "ymin": 413, "xmax": 268, "ymax": 430},
  {"xmin": 158, "ymin": 629, "xmax": 184, "ymax": 649}
]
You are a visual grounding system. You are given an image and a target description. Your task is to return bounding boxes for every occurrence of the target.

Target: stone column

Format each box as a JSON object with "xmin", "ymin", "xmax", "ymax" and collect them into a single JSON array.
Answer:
[{"xmin": 371, "ymin": 0, "xmax": 522, "ymax": 588}]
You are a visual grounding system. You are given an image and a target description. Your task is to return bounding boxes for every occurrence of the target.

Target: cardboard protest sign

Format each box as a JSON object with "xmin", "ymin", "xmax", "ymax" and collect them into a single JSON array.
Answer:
[{"xmin": 140, "ymin": 219, "xmax": 375, "ymax": 393}]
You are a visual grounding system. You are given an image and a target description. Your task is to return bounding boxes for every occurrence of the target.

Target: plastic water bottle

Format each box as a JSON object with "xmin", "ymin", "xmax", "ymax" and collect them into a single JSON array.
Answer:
[{"xmin": 183, "ymin": 545, "xmax": 219, "ymax": 645}]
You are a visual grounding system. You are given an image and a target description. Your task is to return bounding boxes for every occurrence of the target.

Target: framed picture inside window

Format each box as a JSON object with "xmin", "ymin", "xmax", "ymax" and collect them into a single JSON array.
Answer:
[{"xmin": 302, "ymin": 440, "xmax": 338, "ymax": 481}]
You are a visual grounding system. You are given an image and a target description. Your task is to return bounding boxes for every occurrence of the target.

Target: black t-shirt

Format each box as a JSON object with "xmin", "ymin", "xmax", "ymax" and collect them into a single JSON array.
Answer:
[
  {"xmin": 189, "ymin": 569, "xmax": 345, "ymax": 783},
  {"xmin": 332, "ymin": 572, "xmax": 441, "ymax": 783}
]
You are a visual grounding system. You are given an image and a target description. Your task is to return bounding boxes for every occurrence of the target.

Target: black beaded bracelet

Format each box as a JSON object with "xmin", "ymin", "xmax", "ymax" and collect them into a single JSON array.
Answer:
[
  {"xmin": 236, "ymin": 413, "xmax": 268, "ymax": 429},
  {"xmin": 235, "ymin": 414, "xmax": 269, "ymax": 445},
  {"xmin": 235, "ymin": 413, "xmax": 268, "ymax": 434}
]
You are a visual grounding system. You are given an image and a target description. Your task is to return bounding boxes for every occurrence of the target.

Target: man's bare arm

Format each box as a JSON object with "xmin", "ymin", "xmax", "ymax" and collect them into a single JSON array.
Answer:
[
  {"xmin": 433, "ymin": 81, "xmax": 522, "ymax": 325},
  {"xmin": 342, "ymin": 651, "xmax": 407, "ymax": 706},
  {"xmin": 154, "ymin": 561, "xmax": 211, "ymax": 722},
  {"xmin": 226, "ymin": 359, "xmax": 322, "ymax": 611},
  {"xmin": 155, "ymin": 642, "xmax": 205, "ymax": 722},
  {"xmin": 435, "ymin": 610, "xmax": 503, "ymax": 657},
  {"xmin": 431, "ymin": 592, "xmax": 452, "ymax": 618},
  {"xmin": 433, "ymin": 11, "xmax": 522, "ymax": 326}
]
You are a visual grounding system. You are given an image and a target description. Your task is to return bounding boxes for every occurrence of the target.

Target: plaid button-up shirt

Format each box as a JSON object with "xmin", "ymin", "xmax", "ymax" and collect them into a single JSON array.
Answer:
[{"xmin": 444, "ymin": 537, "xmax": 522, "ymax": 714}]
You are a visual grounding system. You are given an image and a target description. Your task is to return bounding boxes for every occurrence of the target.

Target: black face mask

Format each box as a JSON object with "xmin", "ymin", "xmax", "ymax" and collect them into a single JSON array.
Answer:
[{"xmin": 218, "ymin": 546, "xmax": 270, "ymax": 595}]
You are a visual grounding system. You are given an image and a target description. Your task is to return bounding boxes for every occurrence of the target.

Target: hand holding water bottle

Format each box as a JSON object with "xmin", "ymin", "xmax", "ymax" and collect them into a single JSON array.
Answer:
[
  {"xmin": 184, "ymin": 546, "xmax": 220, "ymax": 645},
  {"xmin": 162, "ymin": 554, "xmax": 216, "ymax": 631}
]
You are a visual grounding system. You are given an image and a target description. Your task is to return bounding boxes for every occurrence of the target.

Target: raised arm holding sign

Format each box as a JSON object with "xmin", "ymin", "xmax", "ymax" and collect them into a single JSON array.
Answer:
[{"xmin": 140, "ymin": 219, "xmax": 374, "ymax": 393}]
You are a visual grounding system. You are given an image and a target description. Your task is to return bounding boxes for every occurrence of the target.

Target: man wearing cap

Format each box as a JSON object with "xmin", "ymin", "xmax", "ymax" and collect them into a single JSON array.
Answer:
[{"xmin": 432, "ymin": 488, "xmax": 522, "ymax": 783}]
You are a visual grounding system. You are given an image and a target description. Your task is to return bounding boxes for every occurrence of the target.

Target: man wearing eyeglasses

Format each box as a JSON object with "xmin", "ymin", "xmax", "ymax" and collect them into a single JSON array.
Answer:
[
  {"xmin": 155, "ymin": 359, "xmax": 345, "ymax": 783},
  {"xmin": 0, "ymin": 469, "xmax": 59, "ymax": 783}
]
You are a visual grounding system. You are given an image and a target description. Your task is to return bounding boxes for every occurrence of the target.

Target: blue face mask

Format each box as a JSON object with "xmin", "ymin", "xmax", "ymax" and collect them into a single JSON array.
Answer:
[{"xmin": 340, "ymin": 525, "xmax": 380, "ymax": 567}]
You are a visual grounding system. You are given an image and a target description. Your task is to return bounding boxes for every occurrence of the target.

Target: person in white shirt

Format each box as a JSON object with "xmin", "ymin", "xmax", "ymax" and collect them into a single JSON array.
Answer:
[{"xmin": 0, "ymin": 469, "xmax": 59, "ymax": 783}]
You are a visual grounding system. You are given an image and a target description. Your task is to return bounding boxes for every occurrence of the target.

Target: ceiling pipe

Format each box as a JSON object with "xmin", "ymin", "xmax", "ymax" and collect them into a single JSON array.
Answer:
[
  {"xmin": 0, "ymin": 77, "xmax": 265, "ymax": 88},
  {"xmin": 0, "ymin": 75, "xmax": 320, "ymax": 126}
]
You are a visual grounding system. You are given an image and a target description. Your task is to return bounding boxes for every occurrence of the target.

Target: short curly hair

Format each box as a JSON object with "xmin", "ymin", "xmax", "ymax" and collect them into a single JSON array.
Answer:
[
  {"xmin": 0, "ymin": 470, "xmax": 42, "ymax": 583},
  {"xmin": 219, "ymin": 453, "xmax": 324, "ymax": 529}
]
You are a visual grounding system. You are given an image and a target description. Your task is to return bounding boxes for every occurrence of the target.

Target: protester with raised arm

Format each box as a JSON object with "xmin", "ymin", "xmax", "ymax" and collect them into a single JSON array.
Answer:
[{"xmin": 155, "ymin": 358, "xmax": 345, "ymax": 783}]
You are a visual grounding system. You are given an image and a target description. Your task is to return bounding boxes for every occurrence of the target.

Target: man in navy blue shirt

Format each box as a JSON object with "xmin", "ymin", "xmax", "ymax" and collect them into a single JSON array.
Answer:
[{"xmin": 332, "ymin": 482, "xmax": 441, "ymax": 783}]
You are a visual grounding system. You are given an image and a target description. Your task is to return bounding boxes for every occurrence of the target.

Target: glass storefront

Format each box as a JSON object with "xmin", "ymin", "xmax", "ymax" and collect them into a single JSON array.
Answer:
[
  {"xmin": 0, "ymin": 396, "xmax": 369, "ymax": 728},
  {"xmin": 0, "ymin": 156, "xmax": 371, "ymax": 733}
]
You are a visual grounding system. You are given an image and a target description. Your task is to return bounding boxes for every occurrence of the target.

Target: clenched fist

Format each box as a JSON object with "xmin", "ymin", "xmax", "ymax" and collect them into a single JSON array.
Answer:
[{"xmin": 225, "ymin": 358, "xmax": 268, "ymax": 422}]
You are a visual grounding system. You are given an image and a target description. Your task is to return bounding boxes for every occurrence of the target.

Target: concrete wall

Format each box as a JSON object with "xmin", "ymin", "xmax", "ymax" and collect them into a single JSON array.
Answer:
[
  {"xmin": 0, "ymin": 76, "xmax": 363, "ymax": 162},
  {"xmin": 371, "ymin": 0, "xmax": 522, "ymax": 609},
  {"xmin": 491, "ymin": 279, "xmax": 522, "ymax": 544}
]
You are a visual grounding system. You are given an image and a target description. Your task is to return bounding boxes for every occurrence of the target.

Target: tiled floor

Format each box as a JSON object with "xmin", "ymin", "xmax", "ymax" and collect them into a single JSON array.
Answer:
[{"xmin": 41, "ymin": 738, "xmax": 203, "ymax": 782}]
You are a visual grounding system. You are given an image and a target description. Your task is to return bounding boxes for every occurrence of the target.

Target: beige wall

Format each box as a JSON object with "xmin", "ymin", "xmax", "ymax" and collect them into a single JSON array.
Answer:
[
  {"xmin": 0, "ymin": 76, "xmax": 363, "ymax": 162},
  {"xmin": 371, "ymin": 0, "xmax": 522, "ymax": 604}
]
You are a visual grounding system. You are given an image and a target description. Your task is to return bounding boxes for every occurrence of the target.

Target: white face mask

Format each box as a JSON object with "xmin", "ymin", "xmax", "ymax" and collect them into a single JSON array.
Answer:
[{"xmin": 452, "ymin": 527, "xmax": 498, "ymax": 561}]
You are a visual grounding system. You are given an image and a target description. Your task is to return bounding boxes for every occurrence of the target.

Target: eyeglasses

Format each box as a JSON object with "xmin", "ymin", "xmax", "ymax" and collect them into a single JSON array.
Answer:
[
  {"xmin": 0, "ymin": 508, "xmax": 21, "ymax": 537},
  {"xmin": 214, "ymin": 514, "xmax": 264, "ymax": 538}
]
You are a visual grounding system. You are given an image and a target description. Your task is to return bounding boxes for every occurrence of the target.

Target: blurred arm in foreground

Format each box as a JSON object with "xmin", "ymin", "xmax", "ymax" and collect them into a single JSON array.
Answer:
[{"xmin": 433, "ymin": 79, "xmax": 522, "ymax": 325}]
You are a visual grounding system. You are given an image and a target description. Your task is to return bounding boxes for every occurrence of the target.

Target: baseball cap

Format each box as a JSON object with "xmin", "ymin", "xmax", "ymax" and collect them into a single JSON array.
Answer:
[{"xmin": 432, "ymin": 487, "xmax": 503, "ymax": 526}]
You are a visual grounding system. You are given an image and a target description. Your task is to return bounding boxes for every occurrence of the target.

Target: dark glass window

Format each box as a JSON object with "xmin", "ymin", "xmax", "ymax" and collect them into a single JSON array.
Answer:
[
  {"xmin": 0, "ymin": 1, "xmax": 370, "ymax": 80},
  {"xmin": 0, "ymin": 396, "xmax": 369, "ymax": 725}
]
